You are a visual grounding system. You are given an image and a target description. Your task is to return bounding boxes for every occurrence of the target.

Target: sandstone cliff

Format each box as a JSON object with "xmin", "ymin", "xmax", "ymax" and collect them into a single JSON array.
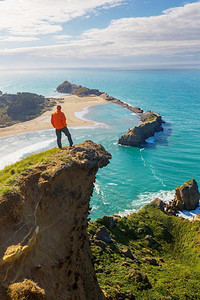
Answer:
[
  {"xmin": 0, "ymin": 141, "xmax": 111, "ymax": 300},
  {"xmin": 118, "ymin": 111, "xmax": 163, "ymax": 147}
]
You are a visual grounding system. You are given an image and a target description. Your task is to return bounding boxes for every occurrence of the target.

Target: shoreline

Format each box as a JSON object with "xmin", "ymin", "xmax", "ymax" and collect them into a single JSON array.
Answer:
[{"xmin": 0, "ymin": 95, "xmax": 108, "ymax": 138}]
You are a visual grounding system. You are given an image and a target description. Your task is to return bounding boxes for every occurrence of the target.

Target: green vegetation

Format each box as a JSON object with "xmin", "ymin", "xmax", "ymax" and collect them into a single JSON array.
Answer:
[
  {"xmin": 144, "ymin": 116, "xmax": 155, "ymax": 122},
  {"xmin": 88, "ymin": 205, "xmax": 200, "ymax": 299},
  {"xmin": 0, "ymin": 92, "xmax": 55, "ymax": 127},
  {"xmin": 0, "ymin": 147, "xmax": 64, "ymax": 195}
]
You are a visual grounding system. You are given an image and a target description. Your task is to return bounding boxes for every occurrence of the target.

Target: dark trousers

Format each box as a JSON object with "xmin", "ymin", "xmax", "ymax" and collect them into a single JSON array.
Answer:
[{"xmin": 56, "ymin": 127, "xmax": 73, "ymax": 148}]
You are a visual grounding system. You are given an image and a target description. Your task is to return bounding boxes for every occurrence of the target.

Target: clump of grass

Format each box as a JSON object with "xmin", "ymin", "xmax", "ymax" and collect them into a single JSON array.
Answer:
[
  {"xmin": 144, "ymin": 116, "xmax": 155, "ymax": 122},
  {"xmin": 8, "ymin": 279, "xmax": 46, "ymax": 299}
]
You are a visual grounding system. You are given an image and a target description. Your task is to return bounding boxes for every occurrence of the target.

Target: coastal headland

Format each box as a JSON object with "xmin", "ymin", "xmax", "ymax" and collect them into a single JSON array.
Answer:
[{"xmin": 0, "ymin": 142, "xmax": 199, "ymax": 299}]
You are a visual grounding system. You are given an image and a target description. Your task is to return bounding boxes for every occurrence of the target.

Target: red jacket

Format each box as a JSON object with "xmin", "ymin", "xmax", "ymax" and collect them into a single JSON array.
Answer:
[{"xmin": 51, "ymin": 110, "xmax": 67, "ymax": 129}]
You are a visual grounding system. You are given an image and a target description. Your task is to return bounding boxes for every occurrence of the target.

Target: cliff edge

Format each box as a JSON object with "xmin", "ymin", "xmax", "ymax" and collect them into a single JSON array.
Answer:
[{"xmin": 0, "ymin": 141, "xmax": 111, "ymax": 300}]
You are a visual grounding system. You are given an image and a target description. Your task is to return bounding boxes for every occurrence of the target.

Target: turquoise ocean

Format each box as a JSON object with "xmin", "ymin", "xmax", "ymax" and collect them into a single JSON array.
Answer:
[{"xmin": 0, "ymin": 68, "xmax": 200, "ymax": 220}]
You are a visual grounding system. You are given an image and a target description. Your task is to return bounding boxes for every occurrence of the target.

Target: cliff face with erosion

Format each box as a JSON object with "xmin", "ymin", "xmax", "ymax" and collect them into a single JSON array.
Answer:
[
  {"xmin": 118, "ymin": 111, "xmax": 163, "ymax": 147},
  {"xmin": 0, "ymin": 141, "xmax": 111, "ymax": 300}
]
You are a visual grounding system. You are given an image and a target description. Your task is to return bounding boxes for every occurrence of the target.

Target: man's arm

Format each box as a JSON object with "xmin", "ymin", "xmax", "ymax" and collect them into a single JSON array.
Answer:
[
  {"xmin": 62, "ymin": 112, "xmax": 67, "ymax": 127},
  {"xmin": 51, "ymin": 114, "xmax": 55, "ymax": 128}
]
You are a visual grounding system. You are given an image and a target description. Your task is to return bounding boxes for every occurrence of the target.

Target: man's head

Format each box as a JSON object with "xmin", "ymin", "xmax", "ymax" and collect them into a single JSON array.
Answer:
[{"xmin": 57, "ymin": 105, "xmax": 61, "ymax": 110}]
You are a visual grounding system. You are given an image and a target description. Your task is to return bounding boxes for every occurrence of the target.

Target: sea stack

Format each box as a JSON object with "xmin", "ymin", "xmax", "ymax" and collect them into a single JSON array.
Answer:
[{"xmin": 166, "ymin": 179, "xmax": 200, "ymax": 214}]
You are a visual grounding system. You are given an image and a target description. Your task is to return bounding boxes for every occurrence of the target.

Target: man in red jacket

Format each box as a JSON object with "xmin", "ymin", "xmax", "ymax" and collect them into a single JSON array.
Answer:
[{"xmin": 51, "ymin": 105, "xmax": 73, "ymax": 149}]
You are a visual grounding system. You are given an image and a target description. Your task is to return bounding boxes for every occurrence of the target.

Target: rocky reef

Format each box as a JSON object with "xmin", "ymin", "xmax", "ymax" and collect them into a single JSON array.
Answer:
[
  {"xmin": 118, "ymin": 111, "xmax": 163, "ymax": 147},
  {"xmin": 0, "ymin": 141, "xmax": 111, "ymax": 300}
]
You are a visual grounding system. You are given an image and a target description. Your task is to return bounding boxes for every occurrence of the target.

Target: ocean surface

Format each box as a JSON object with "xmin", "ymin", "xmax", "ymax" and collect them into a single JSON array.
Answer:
[{"xmin": 0, "ymin": 68, "xmax": 200, "ymax": 220}]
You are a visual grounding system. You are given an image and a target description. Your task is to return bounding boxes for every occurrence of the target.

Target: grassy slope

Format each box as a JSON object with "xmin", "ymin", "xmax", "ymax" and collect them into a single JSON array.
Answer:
[
  {"xmin": 0, "ymin": 148, "xmax": 62, "ymax": 195},
  {"xmin": 88, "ymin": 205, "xmax": 200, "ymax": 299}
]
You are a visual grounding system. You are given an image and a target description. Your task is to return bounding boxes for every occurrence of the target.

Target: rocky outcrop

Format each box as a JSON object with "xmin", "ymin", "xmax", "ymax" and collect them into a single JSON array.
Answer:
[
  {"xmin": 56, "ymin": 81, "xmax": 102, "ymax": 96},
  {"xmin": 150, "ymin": 198, "xmax": 165, "ymax": 212},
  {"xmin": 118, "ymin": 111, "xmax": 163, "ymax": 147},
  {"xmin": 0, "ymin": 141, "xmax": 111, "ymax": 300},
  {"xmin": 166, "ymin": 179, "xmax": 200, "ymax": 213}
]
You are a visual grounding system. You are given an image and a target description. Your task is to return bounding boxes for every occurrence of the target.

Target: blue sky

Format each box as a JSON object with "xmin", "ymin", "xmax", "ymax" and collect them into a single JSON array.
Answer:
[{"xmin": 0, "ymin": 0, "xmax": 199, "ymax": 69}]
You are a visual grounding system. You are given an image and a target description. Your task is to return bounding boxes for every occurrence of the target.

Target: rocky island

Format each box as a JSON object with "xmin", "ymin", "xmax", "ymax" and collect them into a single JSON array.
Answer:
[
  {"xmin": 56, "ymin": 81, "xmax": 164, "ymax": 147},
  {"xmin": 0, "ymin": 142, "xmax": 199, "ymax": 299}
]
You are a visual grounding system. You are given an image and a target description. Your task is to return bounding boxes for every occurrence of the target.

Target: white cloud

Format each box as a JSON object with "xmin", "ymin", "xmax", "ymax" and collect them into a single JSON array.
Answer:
[
  {"xmin": 53, "ymin": 35, "xmax": 72, "ymax": 40},
  {"xmin": 82, "ymin": 2, "xmax": 200, "ymax": 45},
  {"xmin": 0, "ymin": 36, "xmax": 39, "ymax": 42},
  {"xmin": 0, "ymin": 0, "xmax": 124, "ymax": 36},
  {"xmin": 0, "ymin": 1, "xmax": 199, "ymax": 67}
]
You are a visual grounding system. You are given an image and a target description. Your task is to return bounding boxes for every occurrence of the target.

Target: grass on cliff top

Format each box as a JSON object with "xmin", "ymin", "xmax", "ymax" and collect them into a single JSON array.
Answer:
[
  {"xmin": 8, "ymin": 279, "xmax": 46, "ymax": 300},
  {"xmin": 88, "ymin": 205, "xmax": 200, "ymax": 299},
  {"xmin": 0, "ymin": 147, "xmax": 67, "ymax": 195}
]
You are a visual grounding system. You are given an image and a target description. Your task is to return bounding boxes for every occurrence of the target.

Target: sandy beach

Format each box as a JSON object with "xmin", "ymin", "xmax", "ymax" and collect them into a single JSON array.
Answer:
[{"xmin": 0, "ymin": 95, "xmax": 108, "ymax": 138}]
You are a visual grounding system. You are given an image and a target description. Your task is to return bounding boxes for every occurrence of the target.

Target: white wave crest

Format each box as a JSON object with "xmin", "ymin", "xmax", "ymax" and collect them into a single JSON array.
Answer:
[
  {"xmin": 177, "ymin": 204, "xmax": 200, "ymax": 220},
  {"xmin": 136, "ymin": 190, "xmax": 175, "ymax": 206},
  {"xmin": 118, "ymin": 208, "xmax": 137, "ymax": 217}
]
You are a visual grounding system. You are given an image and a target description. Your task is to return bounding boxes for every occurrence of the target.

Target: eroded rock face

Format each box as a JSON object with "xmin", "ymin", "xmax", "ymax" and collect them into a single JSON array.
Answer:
[
  {"xmin": 0, "ymin": 141, "xmax": 111, "ymax": 300},
  {"xmin": 118, "ymin": 112, "xmax": 163, "ymax": 147},
  {"xmin": 166, "ymin": 179, "xmax": 200, "ymax": 213}
]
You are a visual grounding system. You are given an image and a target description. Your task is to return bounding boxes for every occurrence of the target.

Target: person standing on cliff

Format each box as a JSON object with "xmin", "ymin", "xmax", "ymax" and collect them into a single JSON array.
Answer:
[{"xmin": 51, "ymin": 105, "xmax": 73, "ymax": 149}]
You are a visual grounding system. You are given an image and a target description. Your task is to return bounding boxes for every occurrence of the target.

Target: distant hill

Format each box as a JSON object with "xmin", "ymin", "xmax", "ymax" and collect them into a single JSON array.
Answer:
[{"xmin": 0, "ymin": 92, "xmax": 55, "ymax": 128}]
